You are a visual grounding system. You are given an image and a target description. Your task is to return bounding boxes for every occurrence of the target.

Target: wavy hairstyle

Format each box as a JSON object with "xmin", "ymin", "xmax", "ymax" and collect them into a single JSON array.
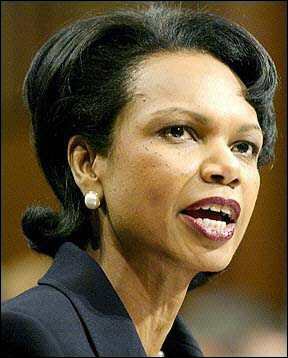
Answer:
[{"xmin": 22, "ymin": 3, "xmax": 278, "ymax": 289}]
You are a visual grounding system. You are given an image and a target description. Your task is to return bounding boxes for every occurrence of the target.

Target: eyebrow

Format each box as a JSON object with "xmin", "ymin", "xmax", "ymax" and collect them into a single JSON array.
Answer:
[
  {"xmin": 150, "ymin": 107, "xmax": 209, "ymax": 125},
  {"xmin": 149, "ymin": 107, "xmax": 262, "ymax": 133},
  {"xmin": 237, "ymin": 123, "xmax": 262, "ymax": 133}
]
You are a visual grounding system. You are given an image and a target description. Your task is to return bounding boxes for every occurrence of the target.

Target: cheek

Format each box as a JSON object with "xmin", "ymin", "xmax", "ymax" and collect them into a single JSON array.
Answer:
[
  {"xmin": 103, "ymin": 143, "xmax": 197, "ymax": 224},
  {"xmin": 240, "ymin": 168, "xmax": 260, "ymax": 227},
  {"xmin": 247, "ymin": 169, "xmax": 260, "ymax": 204}
]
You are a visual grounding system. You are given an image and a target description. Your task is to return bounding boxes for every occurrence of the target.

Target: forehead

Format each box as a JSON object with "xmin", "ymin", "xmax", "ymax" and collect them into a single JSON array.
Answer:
[
  {"xmin": 124, "ymin": 51, "xmax": 257, "ymax": 123},
  {"xmin": 134, "ymin": 51, "xmax": 245, "ymax": 95}
]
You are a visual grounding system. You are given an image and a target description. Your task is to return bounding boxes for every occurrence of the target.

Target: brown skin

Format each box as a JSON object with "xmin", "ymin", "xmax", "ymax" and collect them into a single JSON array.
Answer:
[{"xmin": 68, "ymin": 52, "xmax": 263, "ymax": 357}]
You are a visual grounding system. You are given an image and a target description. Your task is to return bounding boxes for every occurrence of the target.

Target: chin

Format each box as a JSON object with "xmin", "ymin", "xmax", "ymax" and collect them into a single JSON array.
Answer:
[
  {"xmin": 186, "ymin": 248, "xmax": 235, "ymax": 274},
  {"xmin": 201, "ymin": 257, "xmax": 232, "ymax": 273}
]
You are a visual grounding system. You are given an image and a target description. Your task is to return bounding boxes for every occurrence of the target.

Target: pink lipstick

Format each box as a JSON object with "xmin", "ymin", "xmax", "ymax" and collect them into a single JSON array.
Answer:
[{"xmin": 180, "ymin": 196, "xmax": 241, "ymax": 242}]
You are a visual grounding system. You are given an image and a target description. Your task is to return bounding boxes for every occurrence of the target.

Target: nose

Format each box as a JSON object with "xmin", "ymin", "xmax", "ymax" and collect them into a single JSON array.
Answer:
[{"xmin": 200, "ymin": 147, "xmax": 241, "ymax": 189}]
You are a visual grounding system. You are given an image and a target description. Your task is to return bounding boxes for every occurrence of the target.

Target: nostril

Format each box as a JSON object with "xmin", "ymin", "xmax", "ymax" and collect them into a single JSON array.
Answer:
[
  {"xmin": 210, "ymin": 175, "xmax": 240, "ymax": 188},
  {"xmin": 231, "ymin": 178, "xmax": 240, "ymax": 187},
  {"xmin": 211, "ymin": 174, "xmax": 224, "ymax": 183}
]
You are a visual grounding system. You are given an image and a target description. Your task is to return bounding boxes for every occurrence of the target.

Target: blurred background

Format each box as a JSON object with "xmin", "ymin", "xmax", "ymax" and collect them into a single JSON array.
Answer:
[{"xmin": 2, "ymin": 1, "xmax": 286, "ymax": 356}]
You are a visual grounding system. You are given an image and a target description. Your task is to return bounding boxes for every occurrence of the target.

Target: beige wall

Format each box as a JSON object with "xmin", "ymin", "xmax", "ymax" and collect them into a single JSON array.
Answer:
[{"xmin": 2, "ymin": 0, "xmax": 286, "ymax": 318}]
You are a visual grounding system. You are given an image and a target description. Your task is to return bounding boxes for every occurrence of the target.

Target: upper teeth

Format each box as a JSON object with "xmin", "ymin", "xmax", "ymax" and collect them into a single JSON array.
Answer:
[{"xmin": 199, "ymin": 204, "xmax": 232, "ymax": 217}]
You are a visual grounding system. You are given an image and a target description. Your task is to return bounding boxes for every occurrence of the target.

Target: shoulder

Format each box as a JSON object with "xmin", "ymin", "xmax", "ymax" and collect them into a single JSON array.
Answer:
[
  {"xmin": 2, "ymin": 284, "xmax": 74, "ymax": 323},
  {"xmin": 1, "ymin": 285, "xmax": 89, "ymax": 357},
  {"xmin": 2, "ymin": 309, "xmax": 64, "ymax": 357}
]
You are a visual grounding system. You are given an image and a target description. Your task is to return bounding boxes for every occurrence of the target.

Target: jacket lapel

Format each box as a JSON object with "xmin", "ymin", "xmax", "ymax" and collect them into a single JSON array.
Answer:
[
  {"xmin": 163, "ymin": 315, "xmax": 204, "ymax": 356},
  {"xmin": 38, "ymin": 242, "xmax": 204, "ymax": 357},
  {"xmin": 38, "ymin": 242, "xmax": 146, "ymax": 357}
]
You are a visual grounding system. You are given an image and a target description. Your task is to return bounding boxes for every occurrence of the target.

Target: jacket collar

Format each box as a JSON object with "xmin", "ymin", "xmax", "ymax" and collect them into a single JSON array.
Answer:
[{"xmin": 38, "ymin": 242, "xmax": 203, "ymax": 357}]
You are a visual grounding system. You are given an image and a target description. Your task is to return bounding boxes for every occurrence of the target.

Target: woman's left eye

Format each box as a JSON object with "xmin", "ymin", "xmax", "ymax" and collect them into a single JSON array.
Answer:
[{"xmin": 232, "ymin": 142, "xmax": 258, "ymax": 157}]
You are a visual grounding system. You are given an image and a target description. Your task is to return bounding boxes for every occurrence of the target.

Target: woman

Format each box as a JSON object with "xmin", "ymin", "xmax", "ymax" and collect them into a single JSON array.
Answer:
[{"xmin": 2, "ymin": 3, "xmax": 278, "ymax": 357}]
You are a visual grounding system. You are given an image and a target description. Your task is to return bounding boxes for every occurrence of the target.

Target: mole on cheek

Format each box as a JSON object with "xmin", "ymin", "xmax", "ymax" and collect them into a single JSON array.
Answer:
[{"xmin": 153, "ymin": 151, "xmax": 163, "ymax": 157}]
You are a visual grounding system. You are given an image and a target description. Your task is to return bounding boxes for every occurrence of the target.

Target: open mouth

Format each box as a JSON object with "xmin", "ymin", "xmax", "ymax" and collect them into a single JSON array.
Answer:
[
  {"xmin": 182, "ymin": 207, "xmax": 234, "ymax": 226},
  {"xmin": 180, "ymin": 197, "xmax": 240, "ymax": 242}
]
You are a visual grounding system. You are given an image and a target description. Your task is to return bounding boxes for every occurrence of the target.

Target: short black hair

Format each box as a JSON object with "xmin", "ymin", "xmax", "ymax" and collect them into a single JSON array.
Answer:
[{"xmin": 21, "ymin": 3, "xmax": 278, "ymax": 289}]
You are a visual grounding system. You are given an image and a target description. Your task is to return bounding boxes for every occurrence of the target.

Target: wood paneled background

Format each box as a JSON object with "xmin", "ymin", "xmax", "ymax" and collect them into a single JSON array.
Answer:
[{"xmin": 2, "ymin": 2, "xmax": 286, "ymax": 355}]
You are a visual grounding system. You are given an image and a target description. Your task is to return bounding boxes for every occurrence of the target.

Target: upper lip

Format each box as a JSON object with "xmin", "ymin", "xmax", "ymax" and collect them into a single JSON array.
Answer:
[{"xmin": 182, "ymin": 196, "xmax": 241, "ymax": 222}]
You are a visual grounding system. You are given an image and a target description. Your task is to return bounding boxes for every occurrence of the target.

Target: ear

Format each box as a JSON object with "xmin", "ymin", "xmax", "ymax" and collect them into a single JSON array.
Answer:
[{"xmin": 67, "ymin": 135, "xmax": 105, "ymax": 199}]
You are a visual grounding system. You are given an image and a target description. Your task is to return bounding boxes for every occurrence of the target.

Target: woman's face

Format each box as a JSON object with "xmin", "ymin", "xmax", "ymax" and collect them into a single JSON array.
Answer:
[{"xmin": 98, "ymin": 52, "xmax": 263, "ymax": 273}]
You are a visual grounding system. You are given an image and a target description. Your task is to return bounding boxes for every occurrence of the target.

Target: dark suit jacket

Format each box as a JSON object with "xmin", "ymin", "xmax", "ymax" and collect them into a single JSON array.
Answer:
[{"xmin": 2, "ymin": 242, "xmax": 204, "ymax": 357}]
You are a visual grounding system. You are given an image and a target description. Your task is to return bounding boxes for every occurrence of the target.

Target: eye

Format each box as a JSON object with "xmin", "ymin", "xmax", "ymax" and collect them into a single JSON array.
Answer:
[
  {"xmin": 159, "ymin": 125, "xmax": 197, "ymax": 143},
  {"xmin": 232, "ymin": 141, "xmax": 259, "ymax": 157}
]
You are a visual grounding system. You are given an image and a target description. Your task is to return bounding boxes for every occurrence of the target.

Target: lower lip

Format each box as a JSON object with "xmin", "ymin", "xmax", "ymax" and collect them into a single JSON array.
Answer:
[{"xmin": 181, "ymin": 214, "xmax": 236, "ymax": 242}]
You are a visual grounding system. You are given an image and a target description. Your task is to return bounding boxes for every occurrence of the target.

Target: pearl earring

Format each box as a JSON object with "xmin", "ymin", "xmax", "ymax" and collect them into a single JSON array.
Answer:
[{"xmin": 84, "ymin": 191, "xmax": 100, "ymax": 210}]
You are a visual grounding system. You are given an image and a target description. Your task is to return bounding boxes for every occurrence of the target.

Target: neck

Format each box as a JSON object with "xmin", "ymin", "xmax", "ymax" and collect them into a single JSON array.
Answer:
[{"xmin": 88, "ymin": 220, "xmax": 196, "ymax": 356}]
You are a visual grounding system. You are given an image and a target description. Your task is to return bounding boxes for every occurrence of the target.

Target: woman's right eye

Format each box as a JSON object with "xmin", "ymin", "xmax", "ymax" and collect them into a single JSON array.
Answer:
[{"xmin": 159, "ymin": 125, "xmax": 196, "ymax": 143}]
